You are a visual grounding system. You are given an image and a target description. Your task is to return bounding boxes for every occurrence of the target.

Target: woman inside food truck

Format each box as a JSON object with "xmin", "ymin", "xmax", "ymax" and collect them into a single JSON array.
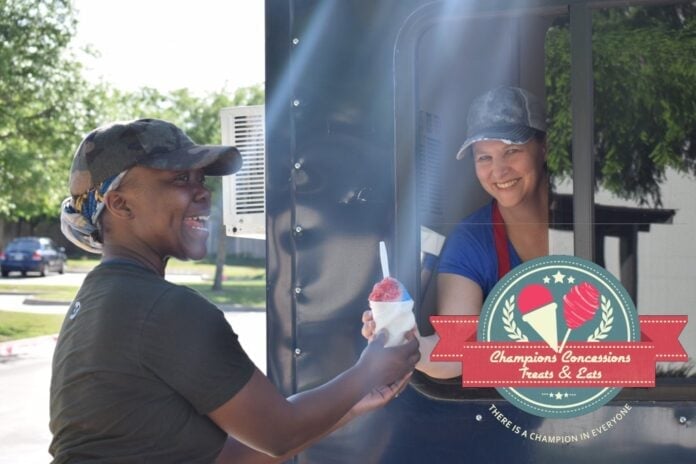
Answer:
[{"xmin": 363, "ymin": 86, "xmax": 550, "ymax": 379}]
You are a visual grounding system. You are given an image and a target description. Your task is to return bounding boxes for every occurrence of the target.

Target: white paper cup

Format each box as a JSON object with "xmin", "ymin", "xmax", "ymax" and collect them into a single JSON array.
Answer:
[{"xmin": 369, "ymin": 300, "xmax": 416, "ymax": 347}]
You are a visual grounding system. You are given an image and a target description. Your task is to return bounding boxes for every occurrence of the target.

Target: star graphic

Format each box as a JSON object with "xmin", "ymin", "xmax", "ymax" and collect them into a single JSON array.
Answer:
[
  {"xmin": 543, "ymin": 276, "xmax": 551, "ymax": 284},
  {"xmin": 564, "ymin": 393, "xmax": 570, "ymax": 398},
  {"xmin": 555, "ymin": 392, "xmax": 563, "ymax": 400},
  {"xmin": 567, "ymin": 276, "xmax": 575, "ymax": 284},
  {"xmin": 552, "ymin": 271, "xmax": 566, "ymax": 283}
]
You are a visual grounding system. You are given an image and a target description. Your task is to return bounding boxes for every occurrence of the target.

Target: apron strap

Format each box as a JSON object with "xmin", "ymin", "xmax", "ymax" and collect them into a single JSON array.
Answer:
[{"xmin": 492, "ymin": 201, "xmax": 511, "ymax": 280}]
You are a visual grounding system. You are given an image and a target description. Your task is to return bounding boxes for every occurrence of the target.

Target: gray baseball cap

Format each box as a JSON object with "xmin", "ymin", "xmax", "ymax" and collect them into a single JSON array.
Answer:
[
  {"xmin": 69, "ymin": 118, "xmax": 242, "ymax": 196},
  {"xmin": 455, "ymin": 86, "xmax": 547, "ymax": 160}
]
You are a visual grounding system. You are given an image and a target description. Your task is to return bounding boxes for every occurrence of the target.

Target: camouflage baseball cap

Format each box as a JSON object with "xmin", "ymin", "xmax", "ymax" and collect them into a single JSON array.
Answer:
[
  {"xmin": 455, "ymin": 86, "xmax": 547, "ymax": 160},
  {"xmin": 69, "ymin": 118, "xmax": 242, "ymax": 195}
]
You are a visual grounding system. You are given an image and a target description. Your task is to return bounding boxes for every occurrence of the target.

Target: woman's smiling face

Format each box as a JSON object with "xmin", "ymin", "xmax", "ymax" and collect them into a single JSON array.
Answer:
[
  {"xmin": 471, "ymin": 137, "xmax": 546, "ymax": 210},
  {"xmin": 117, "ymin": 166, "xmax": 212, "ymax": 261}
]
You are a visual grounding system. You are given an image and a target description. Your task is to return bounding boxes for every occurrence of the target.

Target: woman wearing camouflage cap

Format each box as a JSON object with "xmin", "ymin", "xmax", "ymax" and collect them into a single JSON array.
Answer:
[
  {"xmin": 363, "ymin": 86, "xmax": 549, "ymax": 379},
  {"xmin": 49, "ymin": 119, "xmax": 419, "ymax": 463}
]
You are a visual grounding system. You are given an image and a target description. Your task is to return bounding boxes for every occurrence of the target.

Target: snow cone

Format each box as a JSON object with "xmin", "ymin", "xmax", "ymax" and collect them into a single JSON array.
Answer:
[
  {"xmin": 518, "ymin": 284, "xmax": 559, "ymax": 352},
  {"xmin": 368, "ymin": 277, "xmax": 416, "ymax": 347}
]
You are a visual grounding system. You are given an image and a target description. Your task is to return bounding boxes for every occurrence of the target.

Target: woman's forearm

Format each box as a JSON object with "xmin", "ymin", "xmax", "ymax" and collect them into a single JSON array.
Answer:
[{"xmin": 216, "ymin": 415, "xmax": 351, "ymax": 464}]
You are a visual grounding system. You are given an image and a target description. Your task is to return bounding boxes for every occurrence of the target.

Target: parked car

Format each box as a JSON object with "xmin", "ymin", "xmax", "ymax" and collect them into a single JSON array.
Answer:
[{"xmin": 0, "ymin": 236, "xmax": 67, "ymax": 277}]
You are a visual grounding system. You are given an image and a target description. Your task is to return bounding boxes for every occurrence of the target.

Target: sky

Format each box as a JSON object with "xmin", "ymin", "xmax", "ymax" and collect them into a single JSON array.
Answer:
[{"xmin": 71, "ymin": 0, "xmax": 265, "ymax": 95}]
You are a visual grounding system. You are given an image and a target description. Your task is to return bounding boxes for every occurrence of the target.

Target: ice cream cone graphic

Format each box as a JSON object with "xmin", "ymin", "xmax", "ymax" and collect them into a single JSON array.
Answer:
[{"xmin": 517, "ymin": 284, "xmax": 559, "ymax": 352}]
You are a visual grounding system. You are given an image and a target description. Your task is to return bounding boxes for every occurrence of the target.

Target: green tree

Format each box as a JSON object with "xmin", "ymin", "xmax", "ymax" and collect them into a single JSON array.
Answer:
[
  {"xmin": 80, "ymin": 83, "xmax": 264, "ymax": 144},
  {"xmin": 0, "ymin": 0, "xmax": 263, "ymax": 272},
  {"xmin": 546, "ymin": 4, "xmax": 696, "ymax": 206},
  {"xmin": 0, "ymin": 0, "xmax": 87, "ymax": 226}
]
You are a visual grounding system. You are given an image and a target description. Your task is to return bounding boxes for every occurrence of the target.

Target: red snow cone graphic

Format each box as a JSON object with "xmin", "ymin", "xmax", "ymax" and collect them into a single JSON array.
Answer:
[{"xmin": 517, "ymin": 284, "xmax": 559, "ymax": 351}]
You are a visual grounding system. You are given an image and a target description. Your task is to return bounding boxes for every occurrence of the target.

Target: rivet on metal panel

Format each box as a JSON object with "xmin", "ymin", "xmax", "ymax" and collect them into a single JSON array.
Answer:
[
  {"xmin": 292, "ymin": 37, "xmax": 300, "ymax": 45},
  {"xmin": 292, "ymin": 99, "xmax": 301, "ymax": 107},
  {"xmin": 294, "ymin": 348, "xmax": 302, "ymax": 356},
  {"xmin": 294, "ymin": 225, "xmax": 303, "ymax": 234},
  {"xmin": 475, "ymin": 414, "xmax": 483, "ymax": 422},
  {"xmin": 293, "ymin": 162, "xmax": 302, "ymax": 170},
  {"xmin": 679, "ymin": 416, "xmax": 688, "ymax": 425},
  {"xmin": 294, "ymin": 287, "xmax": 302, "ymax": 295}
]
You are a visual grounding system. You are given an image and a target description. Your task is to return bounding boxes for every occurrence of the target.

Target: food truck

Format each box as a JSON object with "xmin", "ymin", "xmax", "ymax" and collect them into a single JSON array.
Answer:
[{"xmin": 223, "ymin": 0, "xmax": 696, "ymax": 462}]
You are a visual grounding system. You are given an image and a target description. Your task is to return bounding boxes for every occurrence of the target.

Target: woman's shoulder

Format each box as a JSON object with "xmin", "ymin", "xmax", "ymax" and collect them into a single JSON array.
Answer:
[
  {"xmin": 447, "ymin": 202, "xmax": 494, "ymax": 242},
  {"xmin": 152, "ymin": 282, "xmax": 221, "ymax": 319},
  {"xmin": 459, "ymin": 201, "xmax": 494, "ymax": 225},
  {"xmin": 86, "ymin": 263, "xmax": 207, "ymax": 306},
  {"xmin": 84, "ymin": 262, "xmax": 173, "ymax": 293}
]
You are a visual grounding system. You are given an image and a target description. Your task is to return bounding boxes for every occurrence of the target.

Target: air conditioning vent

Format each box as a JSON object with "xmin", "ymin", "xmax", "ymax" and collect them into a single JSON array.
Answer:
[
  {"xmin": 417, "ymin": 111, "xmax": 444, "ymax": 222},
  {"xmin": 220, "ymin": 105, "xmax": 265, "ymax": 239}
]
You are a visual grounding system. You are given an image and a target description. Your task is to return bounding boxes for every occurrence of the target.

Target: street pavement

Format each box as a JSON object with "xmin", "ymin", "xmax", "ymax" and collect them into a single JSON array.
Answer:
[{"xmin": 0, "ymin": 272, "xmax": 266, "ymax": 463}]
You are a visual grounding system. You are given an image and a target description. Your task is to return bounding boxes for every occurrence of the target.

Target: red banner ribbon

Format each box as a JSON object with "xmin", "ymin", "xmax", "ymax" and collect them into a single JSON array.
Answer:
[{"xmin": 430, "ymin": 315, "xmax": 688, "ymax": 388}]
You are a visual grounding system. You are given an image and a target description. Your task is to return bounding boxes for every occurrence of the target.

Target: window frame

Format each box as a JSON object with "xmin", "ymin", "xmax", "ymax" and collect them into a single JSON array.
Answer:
[{"xmin": 393, "ymin": 0, "xmax": 695, "ymax": 401}]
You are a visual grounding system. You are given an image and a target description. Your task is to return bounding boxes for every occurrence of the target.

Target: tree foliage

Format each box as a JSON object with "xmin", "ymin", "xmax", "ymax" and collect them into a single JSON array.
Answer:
[
  {"xmin": 0, "ymin": 0, "xmax": 264, "ymax": 225},
  {"xmin": 82, "ymin": 84, "xmax": 264, "ymax": 144},
  {"xmin": 1, "ymin": 0, "xmax": 264, "ymax": 274},
  {"xmin": 0, "ymin": 0, "xmax": 263, "ymax": 224},
  {"xmin": 0, "ymin": 0, "xmax": 87, "ymax": 222},
  {"xmin": 546, "ymin": 4, "xmax": 696, "ymax": 206}
]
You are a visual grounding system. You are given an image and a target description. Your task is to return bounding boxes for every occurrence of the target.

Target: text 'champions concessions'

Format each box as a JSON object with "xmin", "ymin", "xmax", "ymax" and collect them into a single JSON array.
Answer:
[{"xmin": 430, "ymin": 255, "xmax": 687, "ymax": 419}]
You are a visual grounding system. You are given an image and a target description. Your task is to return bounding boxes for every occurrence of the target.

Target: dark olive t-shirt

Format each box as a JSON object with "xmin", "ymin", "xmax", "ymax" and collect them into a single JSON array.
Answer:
[{"xmin": 49, "ymin": 262, "xmax": 255, "ymax": 463}]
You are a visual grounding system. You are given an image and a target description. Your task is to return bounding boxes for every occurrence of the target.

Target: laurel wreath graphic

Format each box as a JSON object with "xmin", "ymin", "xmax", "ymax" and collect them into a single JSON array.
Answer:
[
  {"xmin": 587, "ymin": 294, "xmax": 613, "ymax": 342},
  {"xmin": 503, "ymin": 295, "xmax": 529, "ymax": 342}
]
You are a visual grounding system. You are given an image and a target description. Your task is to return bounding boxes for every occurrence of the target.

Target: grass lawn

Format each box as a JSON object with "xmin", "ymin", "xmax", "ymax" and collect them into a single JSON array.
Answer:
[
  {"xmin": 0, "ymin": 310, "xmax": 64, "ymax": 342},
  {"xmin": 0, "ymin": 261, "xmax": 266, "ymax": 307},
  {"xmin": 187, "ymin": 280, "xmax": 265, "ymax": 307},
  {"xmin": 67, "ymin": 258, "xmax": 265, "ymax": 280},
  {"xmin": 0, "ymin": 259, "xmax": 266, "ymax": 342},
  {"xmin": 0, "ymin": 280, "xmax": 265, "ymax": 307},
  {"xmin": 0, "ymin": 284, "xmax": 79, "ymax": 302}
]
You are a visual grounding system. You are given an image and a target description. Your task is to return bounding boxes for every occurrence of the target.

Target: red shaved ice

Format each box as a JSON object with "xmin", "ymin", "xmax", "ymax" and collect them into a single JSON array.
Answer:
[{"xmin": 369, "ymin": 277, "xmax": 410, "ymax": 302}]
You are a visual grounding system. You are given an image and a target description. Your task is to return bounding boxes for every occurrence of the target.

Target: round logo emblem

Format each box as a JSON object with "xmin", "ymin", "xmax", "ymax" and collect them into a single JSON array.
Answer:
[{"xmin": 478, "ymin": 255, "xmax": 639, "ymax": 418}]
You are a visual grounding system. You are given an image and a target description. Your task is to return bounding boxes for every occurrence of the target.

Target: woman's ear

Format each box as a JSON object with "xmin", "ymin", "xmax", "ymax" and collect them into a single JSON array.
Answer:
[{"xmin": 103, "ymin": 191, "xmax": 132, "ymax": 220}]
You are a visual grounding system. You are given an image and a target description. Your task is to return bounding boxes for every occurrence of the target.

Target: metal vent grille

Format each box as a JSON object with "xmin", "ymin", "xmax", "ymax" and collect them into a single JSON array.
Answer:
[
  {"xmin": 417, "ymin": 111, "xmax": 444, "ymax": 221},
  {"xmin": 220, "ymin": 105, "xmax": 265, "ymax": 239}
]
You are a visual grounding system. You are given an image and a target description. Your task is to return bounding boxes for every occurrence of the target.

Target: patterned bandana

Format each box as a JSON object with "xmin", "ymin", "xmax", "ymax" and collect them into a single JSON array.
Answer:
[{"xmin": 60, "ymin": 171, "xmax": 128, "ymax": 254}]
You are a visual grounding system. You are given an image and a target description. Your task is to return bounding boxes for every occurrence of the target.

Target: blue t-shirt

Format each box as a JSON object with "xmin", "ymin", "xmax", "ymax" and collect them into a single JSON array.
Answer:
[{"xmin": 437, "ymin": 202, "xmax": 522, "ymax": 298}]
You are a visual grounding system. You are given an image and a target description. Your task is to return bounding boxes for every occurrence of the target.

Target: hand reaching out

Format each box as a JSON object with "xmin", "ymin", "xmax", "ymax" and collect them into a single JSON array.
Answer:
[
  {"xmin": 361, "ymin": 310, "xmax": 376, "ymax": 341},
  {"xmin": 356, "ymin": 328, "xmax": 420, "ymax": 393}
]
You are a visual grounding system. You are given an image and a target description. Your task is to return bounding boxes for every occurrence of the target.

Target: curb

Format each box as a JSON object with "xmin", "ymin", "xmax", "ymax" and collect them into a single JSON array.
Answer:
[
  {"xmin": 219, "ymin": 304, "xmax": 265, "ymax": 313},
  {"xmin": 8, "ymin": 300, "xmax": 263, "ymax": 312},
  {"xmin": 0, "ymin": 334, "xmax": 58, "ymax": 359},
  {"xmin": 67, "ymin": 267, "xmax": 212, "ymax": 277},
  {"xmin": 23, "ymin": 298, "xmax": 71, "ymax": 306}
]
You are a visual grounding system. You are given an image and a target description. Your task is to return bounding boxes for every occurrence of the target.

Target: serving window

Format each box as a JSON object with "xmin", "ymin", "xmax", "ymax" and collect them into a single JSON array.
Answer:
[{"xmin": 394, "ymin": 1, "xmax": 695, "ymax": 398}]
